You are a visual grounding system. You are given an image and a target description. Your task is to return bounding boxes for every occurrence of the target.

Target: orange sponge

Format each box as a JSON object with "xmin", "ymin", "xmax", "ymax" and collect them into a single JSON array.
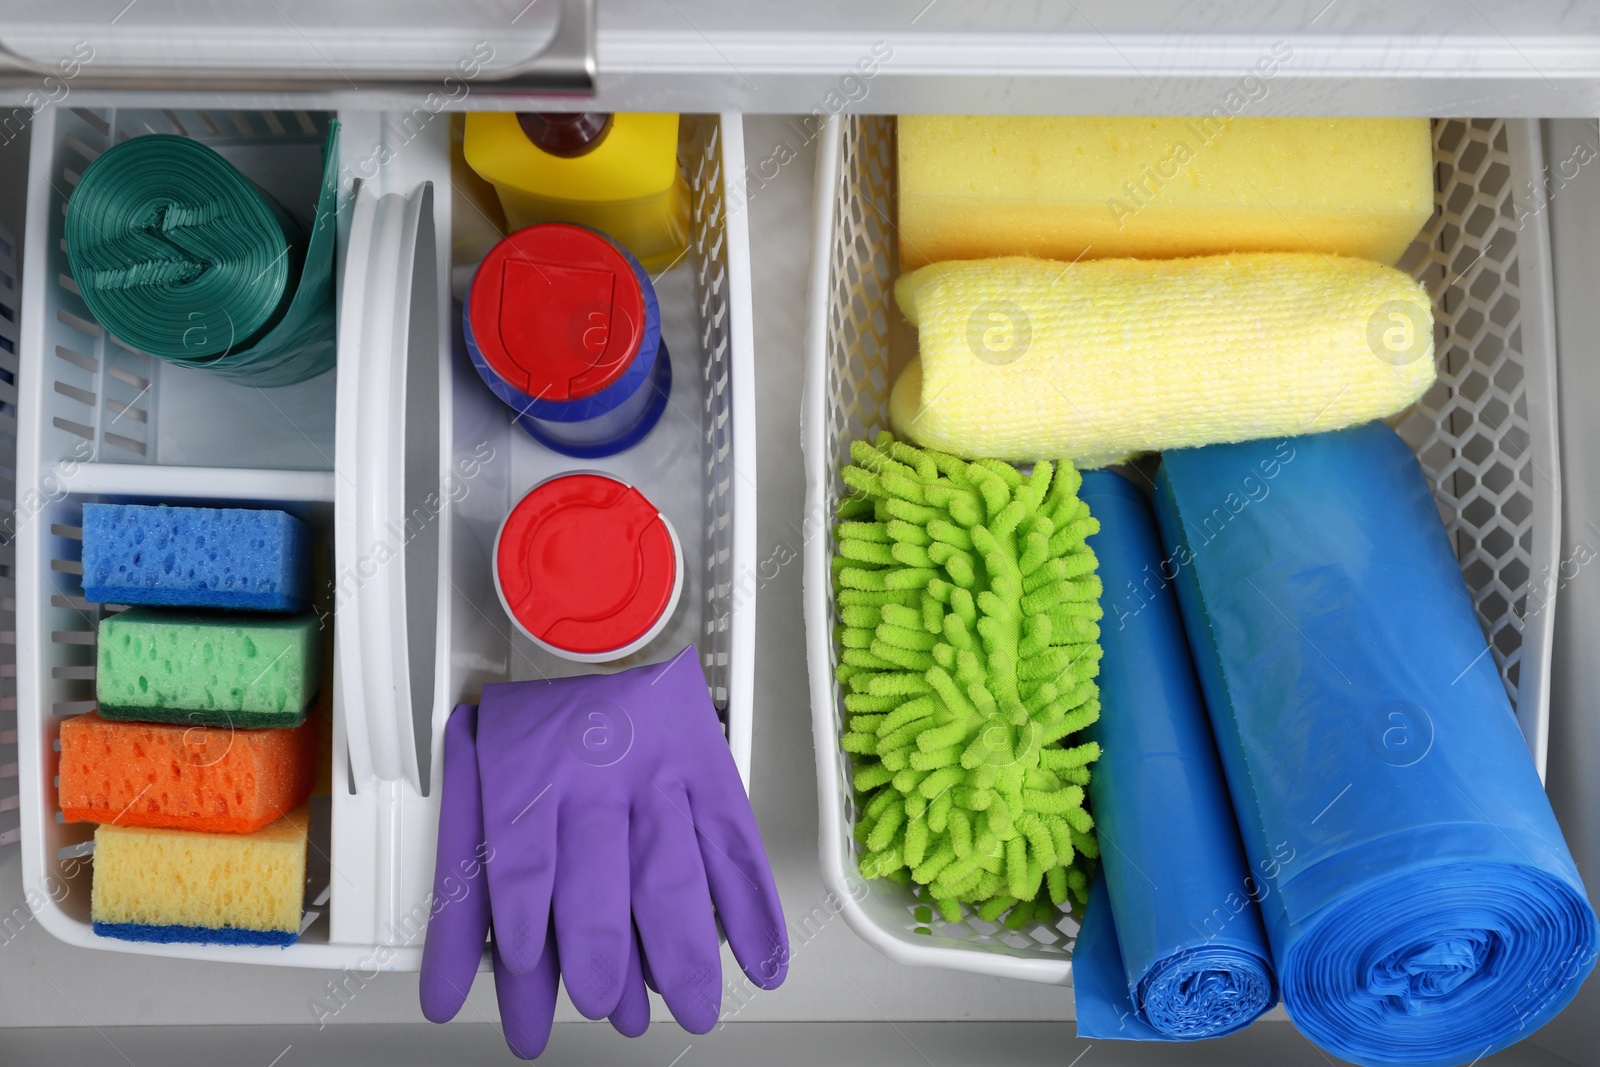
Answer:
[{"xmin": 58, "ymin": 710, "xmax": 316, "ymax": 834}]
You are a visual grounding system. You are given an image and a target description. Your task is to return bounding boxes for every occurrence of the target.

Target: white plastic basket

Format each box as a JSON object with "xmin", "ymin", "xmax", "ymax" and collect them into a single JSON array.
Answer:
[
  {"xmin": 14, "ymin": 107, "xmax": 755, "ymax": 969},
  {"xmin": 327, "ymin": 111, "xmax": 756, "ymax": 962},
  {"xmin": 801, "ymin": 115, "xmax": 1560, "ymax": 983}
]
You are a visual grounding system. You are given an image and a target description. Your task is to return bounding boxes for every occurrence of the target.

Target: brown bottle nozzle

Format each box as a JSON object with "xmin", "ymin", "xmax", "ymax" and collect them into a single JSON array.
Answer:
[{"xmin": 515, "ymin": 112, "xmax": 614, "ymax": 158}]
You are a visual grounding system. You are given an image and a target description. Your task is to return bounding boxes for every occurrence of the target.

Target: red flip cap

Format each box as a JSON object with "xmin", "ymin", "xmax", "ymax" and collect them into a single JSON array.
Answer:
[
  {"xmin": 496, "ymin": 473, "xmax": 677, "ymax": 655},
  {"xmin": 469, "ymin": 224, "xmax": 645, "ymax": 402}
]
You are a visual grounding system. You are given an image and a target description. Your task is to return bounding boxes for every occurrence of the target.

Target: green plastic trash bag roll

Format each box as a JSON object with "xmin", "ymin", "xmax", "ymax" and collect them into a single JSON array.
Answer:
[{"xmin": 65, "ymin": 122, "xmax": 339, "ymax": 386}]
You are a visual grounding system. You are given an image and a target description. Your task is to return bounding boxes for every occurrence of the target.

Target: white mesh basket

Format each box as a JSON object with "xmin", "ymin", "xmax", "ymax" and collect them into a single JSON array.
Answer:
[{"xmin": 801, "ymin": 115, "xmax": 1560, "ymax": 982}]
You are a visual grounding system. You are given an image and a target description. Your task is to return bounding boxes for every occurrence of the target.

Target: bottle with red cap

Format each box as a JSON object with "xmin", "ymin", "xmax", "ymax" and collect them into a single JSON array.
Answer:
[
  {"xmin": 463, "ymin": 223, "xmax": 672, "ymax": 457},
  {"xmin": 494, "ymin": 472, "xmax": 683, "ymax": 662}
]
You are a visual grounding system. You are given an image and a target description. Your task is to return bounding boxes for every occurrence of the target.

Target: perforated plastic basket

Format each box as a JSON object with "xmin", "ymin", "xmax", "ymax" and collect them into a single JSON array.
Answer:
[
  {"xmin": 328, "ymin": 111, "xmax": 756, "ymax": 959},
  {"xmin": 801, "ymin": 115, "xmax": 1560, "ymax": 982},
  {"xmin": 14, "ymin": 107, "xmax": 755, "ymax": 968}
]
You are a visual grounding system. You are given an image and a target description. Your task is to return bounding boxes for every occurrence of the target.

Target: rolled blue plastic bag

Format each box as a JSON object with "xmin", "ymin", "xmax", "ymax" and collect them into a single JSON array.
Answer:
[
  {"xmin": 1152, "ymin": 422, "xmax": 1598, "ymax": 1067},
  {"xmin": 1073, "ymin": 470, "xmax": 1276, "ymax": 1041}
]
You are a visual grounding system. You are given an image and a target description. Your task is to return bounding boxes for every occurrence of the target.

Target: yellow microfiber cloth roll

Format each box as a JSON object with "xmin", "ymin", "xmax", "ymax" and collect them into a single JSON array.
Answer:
[
  {"xmin": 91, "ymin": 804, "xmax": 309, "ymax": 946},
  {"xmin": 889, "ymin": 252, "xmax": 1435, "ymax": 465}
]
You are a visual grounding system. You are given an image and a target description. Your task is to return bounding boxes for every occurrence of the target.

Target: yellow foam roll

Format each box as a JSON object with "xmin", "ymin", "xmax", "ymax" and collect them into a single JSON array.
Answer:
[
  {"xmin": 897, "ymin": 116, "xmax": 1434, "ymax": 268},
  {"xmin": 91, "ymin": 804, "xmax": 309, "ymax": 941},
  {"xmin": 889, "ymin": 253, "xmax": 1436, "ymax": 465}
]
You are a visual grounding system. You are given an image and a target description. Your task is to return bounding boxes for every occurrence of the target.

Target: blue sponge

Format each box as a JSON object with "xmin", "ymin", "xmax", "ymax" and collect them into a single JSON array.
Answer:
[
  {"xmin": 80, "ymin": 503, "xmax": 310, "ymax": 612},
  {"xmin": 91, "ymin": 921, "xmax": 298, "ymax": 947}
]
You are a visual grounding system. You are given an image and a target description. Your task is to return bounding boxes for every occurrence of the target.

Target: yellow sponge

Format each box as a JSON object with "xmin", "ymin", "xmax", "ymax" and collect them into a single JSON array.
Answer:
[
  {"xmin": 890, "ymin": 252, "xmax": 1435, "ymax": 465},
  {"xmin": 897, "ymin": 116, "xmax": 1434, "ymax": 268},
  {"xmin": 91, "ymin": 804, "xmax": 309, "ymax": 946}
]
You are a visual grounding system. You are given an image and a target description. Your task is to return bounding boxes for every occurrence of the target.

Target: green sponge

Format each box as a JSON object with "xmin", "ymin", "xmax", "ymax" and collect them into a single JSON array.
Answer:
[
  {"xmin": 97, "ymin": 608, "xmax": 321, "ymax": 727},
  {"xmin": 832, "ymin": 433, "xmax": 1103, "ymax": 927}
]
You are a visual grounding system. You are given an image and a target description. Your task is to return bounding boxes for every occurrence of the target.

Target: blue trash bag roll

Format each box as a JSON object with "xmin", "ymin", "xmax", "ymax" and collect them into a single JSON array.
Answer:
[
  {"xmin": 1073, "ymin": 470, "xmax": 1277, "ymax": 1041},
  {"xmin": 1151, "ymin": 422, "xmax": 1598, "ymax": 1067}
]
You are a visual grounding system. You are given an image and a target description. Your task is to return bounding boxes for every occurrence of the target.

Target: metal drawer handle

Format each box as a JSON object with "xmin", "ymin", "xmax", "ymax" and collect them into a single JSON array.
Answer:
[{"xmin": 0, "ymin": 0, "xmax": 593, "ymax": 95}]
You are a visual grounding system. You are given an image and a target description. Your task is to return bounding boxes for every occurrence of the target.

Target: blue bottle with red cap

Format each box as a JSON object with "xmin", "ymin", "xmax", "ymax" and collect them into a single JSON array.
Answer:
[{"xmin": 463, "ymin": 223, "xmax": 672, "ymax": 457}]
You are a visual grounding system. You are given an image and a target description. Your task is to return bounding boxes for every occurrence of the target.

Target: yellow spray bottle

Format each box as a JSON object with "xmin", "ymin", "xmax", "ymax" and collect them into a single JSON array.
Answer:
[{"xmin": 463, "ymin": 111, "xmax": 691, "ymax": 274}]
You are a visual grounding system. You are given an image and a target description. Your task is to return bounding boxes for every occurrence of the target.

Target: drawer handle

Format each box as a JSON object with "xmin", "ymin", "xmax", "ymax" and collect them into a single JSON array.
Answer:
[
  {"xmin": 335, "ymin": 180, "xmax": 435, "ymax": 789},
  {"xmin": 0, "ymin": 0, "xmax": 593, "ymax": 96}
]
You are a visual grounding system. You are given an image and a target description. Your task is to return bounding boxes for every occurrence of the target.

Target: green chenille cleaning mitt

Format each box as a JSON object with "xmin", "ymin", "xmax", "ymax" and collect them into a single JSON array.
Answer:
[{"xmin": 833, "ymin": 433, "xmax": 1103, "ymax": 927}]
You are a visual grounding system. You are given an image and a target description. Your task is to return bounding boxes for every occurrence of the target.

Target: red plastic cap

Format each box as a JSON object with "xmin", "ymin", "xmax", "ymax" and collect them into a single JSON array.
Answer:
[
  {"xmin": 496, "ymin": 473, "xmax": 677, "ymax": 656},
  {"xmin": 469, "ymin": 224, "xmax": 645, "ymax": 402}
]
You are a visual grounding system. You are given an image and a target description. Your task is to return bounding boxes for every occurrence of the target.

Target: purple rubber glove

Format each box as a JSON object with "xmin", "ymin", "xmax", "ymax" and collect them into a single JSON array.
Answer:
[
  {"xmin": 477, "ymin": 644, "xmax": 788, "ymax": 1033},
  {"xmin": 419, "ymin": 703, "xmax": 650, "ymax": 1058}
]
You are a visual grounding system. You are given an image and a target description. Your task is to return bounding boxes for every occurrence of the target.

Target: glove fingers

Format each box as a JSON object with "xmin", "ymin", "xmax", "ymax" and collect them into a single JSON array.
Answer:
[
  {"xmin": 420, "ymin": 704, "xmax": 493, "ymax": 1023},
  {"xmin": 641, "ymin": 939, "xmax": 659, "ymax": 994},
  {"xmin": 608, "ymin": 923, "xmax": 651, "ymax": 1039},
  {"xmin": 553, "ymin": 801, "xmax": 633, "ymax": 1019},
  {"xmin": 632, "ymin": 781, "xmax": 723, "ymax": 1034},
  {"xmin": 689, "ymin": 779, "xmax": 790, "ymax": 990},
  {"xmin": 492, "ymin": 922, "xmax": 562, "ymax": 1060},
  {"xmin": 480, "ymin": 759, "xmax": 559, "ymax": 976}
]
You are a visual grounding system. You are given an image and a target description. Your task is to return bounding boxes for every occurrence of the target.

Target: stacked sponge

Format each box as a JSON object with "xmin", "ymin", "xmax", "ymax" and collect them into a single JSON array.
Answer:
[
  {"xmin": 64, "ymin": 502, "xmax": 320, "ymax": 947},
  {"xmin": 896, "ymin": 116, "xmax": 1435, "ymax": 268},
  {"xmin": 91, "ymin": 805, "xmax": 312, "ymax": 947},
  {"xmin": 96, "ymin": 608, "xmax": 320, "ymax": 728},
  {"xmin": 59, "ymin": 711, "xmax": 318, "ymax": 834},
  {"xmin": 81, "ymin": 503, "xmax": 310, "ymax": 611}
]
